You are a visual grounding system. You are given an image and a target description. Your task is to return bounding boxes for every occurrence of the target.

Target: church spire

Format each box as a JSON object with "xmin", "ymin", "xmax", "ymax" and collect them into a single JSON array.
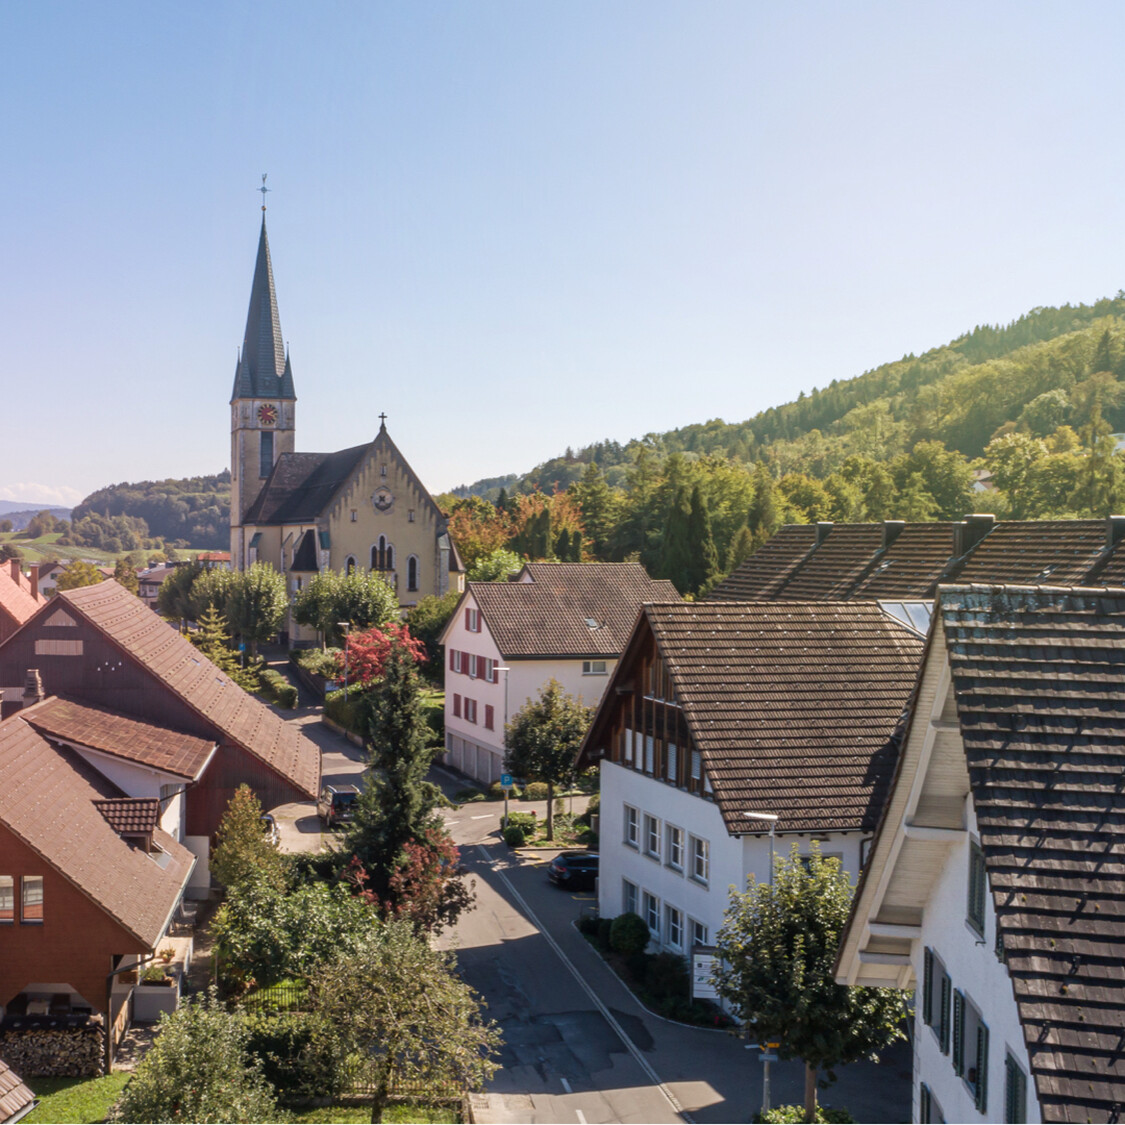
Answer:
[{"xmin": 231, "ymin": 214, "xmax": 294, "ymax": 403}]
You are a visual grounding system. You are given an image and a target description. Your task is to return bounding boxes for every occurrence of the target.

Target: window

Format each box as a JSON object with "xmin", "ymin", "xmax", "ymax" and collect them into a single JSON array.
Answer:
[
  {"xmin": 259, "ymin": 431, "xmax": 274, "ymax": 477},
  {"xmin": 644, "ymin": 815, "xmax": 661, "ymax": 860},
  {"xmin": 450, "ymin": 649, "xmax": 463, "ymax": 674},
  {"xmin": 624, "ymin": 805, "xmax": 639, "ymax": 849},
  {"xmin": 345, "ymin": 556, "xmax": 357, "ymax": 575},
  {"xmin": 408, "ymin": 508, "xmax": 415, "ymax": 522},
  {"xmin": 691, "ymin": 750, "xmax": 702, "ymax": 782},
  {"xmin": 465, "ymin": 699, "xmax": 478, "ymax": 724},
  {"xmin": 0, "ymin": 876, "xmax": 12, "ymax": 923},
  {"xmin": 372, "ymin": 536, "xmax": 394, "ymax": 572},
  {"xmin": 466, "ymin": 607, "xmax": 480, "ymax": 632},
  {"xmin": 690, "ymin": 918, "xmax": 708, "ymax": 949},
  {"xmin": 953, "ymin": 990, "xmax": 989, "ymax": 1111},
  {"xmin": 643, "ymin": 892, "xmax": 660, "ymax": 939},
  {"xmin": 1004, "ymin": 1053, "xmax": 1027, "ymax": 1123},
  {"xmin": 582, "ymin": 660, "xmax": 607, "ymax": 675},
  {"xmin": 666, "ymin": 742, "xmax": 678, "ymax": 784},
  {"xmin": 484, "ymin": 658, "xmax": 496, "ymax": 683},
  {"xmin": 919, "ymin": 1083, "xmax": 944, "ymax": 1124},
  {"xmin": 21, "ymin": 876, "xmax": 43, "ymax": 923},
  {"xmin": 666, "ymin": 824, "xmax": 684, "ymax": 871},
  {"xmin": 484, "ymin": 705, "xmax": 494, "ymax": 731},
  {"xmin": 665, "ymin": 905, "xmax": 684, "ymax": 950},
  {"xmin": 968, "ymin": 841, "xmax": 987, "ymax": 935},
  {"xmin": 468, "ymin": 654, "xmax": 478, "ymax": 679},
  {"xmin": 623, "ymin": 879, "xmax": 638, "ymax": 916},
  {"xmin": 407, "ymin": 555, "xmax": 419, "ymax": 591},
  {"xmin": 689, "ymin": 835, "xmax": 709, "ymax": 884},
  {"xmin": 350, "ymin": 509, "xmax": 357, "ymax": 522},
  {"xmin": 922, "ymin": 947, "xmax": 952, "ymax": 1054}
]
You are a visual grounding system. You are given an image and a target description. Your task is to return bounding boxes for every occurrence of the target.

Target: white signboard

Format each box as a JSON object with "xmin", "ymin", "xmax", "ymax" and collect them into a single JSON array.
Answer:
[{"xmin": 691, "ymin": 946, "xmax": 720, "ymax": 1001}]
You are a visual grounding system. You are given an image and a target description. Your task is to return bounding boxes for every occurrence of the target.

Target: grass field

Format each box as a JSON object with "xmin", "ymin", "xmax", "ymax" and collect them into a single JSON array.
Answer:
[
  {"xmin": 0, "ymin": 531, "xmax": 216, "ymax": 566},
  {"xmin": 23, "ymin": 1073, "xmax": 131, "ymax": 1124}
]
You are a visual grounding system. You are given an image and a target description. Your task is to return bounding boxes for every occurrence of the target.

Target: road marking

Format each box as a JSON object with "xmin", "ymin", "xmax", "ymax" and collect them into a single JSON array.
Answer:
[
  {"xmin": 475, "ymin": 845, "xmax": 692, "ymax": 1124},
  {"xmin": 470, "ymin": 814, "xmax": 492, "ymax": 820},
  {"xmin": 576, "ymin": 1111, "xmax": 587, "ymax": 1124},
  {"xmin": 561, "ymin": 1077, "xmax": 572, "ymax": 1093}
]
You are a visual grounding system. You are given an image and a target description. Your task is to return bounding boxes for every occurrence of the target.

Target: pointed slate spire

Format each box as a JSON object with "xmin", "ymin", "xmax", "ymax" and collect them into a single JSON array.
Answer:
[{"xmin": 231, "ymin": 216, "xmax": 294, "ymax": 402}]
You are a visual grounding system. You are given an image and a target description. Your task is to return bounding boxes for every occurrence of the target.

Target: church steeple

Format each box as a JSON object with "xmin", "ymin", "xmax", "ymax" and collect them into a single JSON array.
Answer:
[{"xmin": 230, "ymin": 215, "xmax": 295, "ymax": 403}]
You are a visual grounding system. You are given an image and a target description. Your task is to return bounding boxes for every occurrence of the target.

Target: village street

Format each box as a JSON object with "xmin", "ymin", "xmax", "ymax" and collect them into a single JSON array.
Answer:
[{"xmin": 268, "ymin": 679, "xmax": 913, "ymax": 1125}]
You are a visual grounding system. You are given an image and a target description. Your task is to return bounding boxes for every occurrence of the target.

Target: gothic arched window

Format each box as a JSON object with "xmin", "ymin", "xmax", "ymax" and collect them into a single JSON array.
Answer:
[{"xmin": 407, "ymin": 555, "xmax": 419, "ymax": 592}]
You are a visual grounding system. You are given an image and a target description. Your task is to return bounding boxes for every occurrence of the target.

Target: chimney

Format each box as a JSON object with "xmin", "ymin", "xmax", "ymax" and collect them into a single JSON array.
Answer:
[
  {"xmin": 882, "ymin": 520, "xmax": 905, "ymax": 548},
  {"xmin": 815, "ymin": 521, "xmax": 834, "ymax": 547},
  {"xmin": 8, "ymin": 558, "xmax": 19, "ymax": 584},
  {"xmin": 29, "ymin": 567, "xmax": 38, "ymax": 599},
  {"xmin": 22, "ymin": 669, "xmax": 44, "ymax": 709},
  {"xmin": 1107, "ymin": 516, "xmax": 1125, "ymax": 549},
  {"xmin": 954, "ymin": 513, "xmax": 995, "ymax": 557}
]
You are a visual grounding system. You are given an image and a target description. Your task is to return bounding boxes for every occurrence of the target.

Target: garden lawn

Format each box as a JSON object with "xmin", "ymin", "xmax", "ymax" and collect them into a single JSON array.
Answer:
[
  {"xmin": 290, "ymin": 1104, "xmax": 458, "ymax": 1123},
  {"xmin": 23, "ymin": 1073, "xmax": 132, "ymax": 1124}
]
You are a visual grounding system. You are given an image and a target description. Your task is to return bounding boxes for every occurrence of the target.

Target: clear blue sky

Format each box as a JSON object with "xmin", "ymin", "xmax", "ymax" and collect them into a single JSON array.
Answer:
[{"xmin": 4, "ymin": 1, "xmax": 1125, "ymax": 506}]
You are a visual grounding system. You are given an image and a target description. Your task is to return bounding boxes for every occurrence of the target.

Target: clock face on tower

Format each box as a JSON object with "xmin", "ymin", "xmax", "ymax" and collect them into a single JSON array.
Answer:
[{"xmin": 257, "ymin": 403, "xmax": 278, "ymax": 426}]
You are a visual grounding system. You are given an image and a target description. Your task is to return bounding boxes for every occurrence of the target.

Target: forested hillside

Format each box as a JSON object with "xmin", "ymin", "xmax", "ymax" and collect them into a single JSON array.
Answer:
[{"xmin": 441, "ymin": 294, "xmax": 1125, "ymax": 596}]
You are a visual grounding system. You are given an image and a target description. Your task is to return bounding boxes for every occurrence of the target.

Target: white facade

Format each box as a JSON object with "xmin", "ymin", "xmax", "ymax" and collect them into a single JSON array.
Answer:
[
  {"xmin": 442, "ymin": 591, "xmax": 617, "ymax": 786},
  {"xmin": 599, "ymin": 761, "xmax": 864, "ymax": 955},
  {"xmin": 913, "ymin": 800, "xmax": 1038, "ymax": 1124}
]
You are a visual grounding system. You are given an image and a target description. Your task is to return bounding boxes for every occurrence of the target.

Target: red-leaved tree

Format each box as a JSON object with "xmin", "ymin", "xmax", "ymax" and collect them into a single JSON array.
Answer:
[{"xmin": 336, "ymin": 622, "xmax": 426, "ymax": 687}]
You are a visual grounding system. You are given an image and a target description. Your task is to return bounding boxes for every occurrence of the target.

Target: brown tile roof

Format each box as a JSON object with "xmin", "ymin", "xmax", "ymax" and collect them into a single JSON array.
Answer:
[
  {"xmin": 25, "ymin": 698, "xmax": 214, "ymax": 780},
  {"xmin": 468, "ymin": 563, "xmax": 680, "ymax": 658},
  {"xmin": 939, "ymin": 585, "xmax": 1125, "ymax": 1124},
  {"xmin": 0, "ymin": 715, "xmax": 194, "ymax": 946},
  {"xmin": 773, "ymin": 524, "xmax": 886, "ymax": 600},
  {"xmin": 851, "ymin": 523, "xmax": 961, "ymax": 598},
  {"xmin": 708, "ymin": 524, "xmax": 817, "ymax": 600},
  {"xmin": 94, "ymin": 798, "xmax": 160, "ymax": 835},
  {"xmin": 54, "ymin": 582, "xmax": 319, "ymax": 798},
  {"xmin": 0, "ymin": 1057, "xmax": 35, "ymax": 1124},
  {"xmin": 0, "ymin": 568, "xmax": 42, "ymax": 632},
  {"xmin": 644, "ymin": 601, "xmax": 924, "ymax": 834},
  {"xmin": 951, "ymin": 519, "xmax": 1110, "ymax": 585}
]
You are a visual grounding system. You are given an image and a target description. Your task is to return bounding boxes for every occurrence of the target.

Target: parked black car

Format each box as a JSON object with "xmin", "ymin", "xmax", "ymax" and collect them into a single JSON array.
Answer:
[
  {"xmin": 317, "ymin": 784, "xmax": 360, "ymax": 828},
  {"xmin": 548, "ymin": 852, "xmax": 599, "ymax": 891}
]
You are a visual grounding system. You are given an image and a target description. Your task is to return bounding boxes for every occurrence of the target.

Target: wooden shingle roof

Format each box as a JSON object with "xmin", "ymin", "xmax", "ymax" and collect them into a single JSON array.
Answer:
[
  {"xmin": 468, "ymin": 563, "xmax": 679, "ymax": 659},
  {"xmin": 941, "ymin": 585, "xmax": 1125, "ymax": 1123},
  {"xmin": 643, "ymin": 601, "xmax": 924, "ymax": 834}
]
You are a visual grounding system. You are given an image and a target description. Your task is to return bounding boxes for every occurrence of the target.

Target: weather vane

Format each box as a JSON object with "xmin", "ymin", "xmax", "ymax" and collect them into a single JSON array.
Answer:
[{"xmin": 259, "ymin": 173, "xmax": 270, "ymax": 211}]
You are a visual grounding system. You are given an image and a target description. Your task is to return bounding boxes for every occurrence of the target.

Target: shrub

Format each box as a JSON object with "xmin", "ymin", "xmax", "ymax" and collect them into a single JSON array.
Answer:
[
  {"xmin": 609, "ymin": 912, "xmax": 650, "ymax": 957},
  {"xmin": 504, "ymin": 825, "xmax": 526, "ymax": 847},
  {"xmin": 523, "ymin": 781, "xmax": 549, "ymax": 801},
  {"xmin": 626, "ymin": 950, "xmax": 651, "ymax": 980},
  {"xmin": 596, "ymin": 917, "xmax": 614, "ymax": 949},
  {"xmin": 755, "ymin": 1107, "xmax": 854, "ymax": 1123},
  {"xmin": 323, "ymin": 688, "xmax": 368, "ymax": 733},
  {"xmin": 455, "ymin": 787, "xmax": 486, "ymax": 803},
  {"xmin": 504, "ymin": 811, "xmax": 537, "ymax": 831},
  {"xmin": 260, "ymin": 668, "xmax": 298, "ymax": 708},
  {"xmin": 295, "ymin": 647, "xmax": 341, "ymax": 678},
  {"xmin": 645, "ymin": 952, "xmax": 690, "ymax": 1001},
  {"xmin": 584, "ymin": 791, "xmax": 600, "ymax": 817},
  {"xmin": 241, "ymin": 1010, "xmax": 340, "ymax": 1099},
  {"xmin": 577, "ymin": 915, "xmax": 600, "ymax": 936},
  {"xmin": 489, "ymin": 780, "xmax": 522, "ymax": 800}
]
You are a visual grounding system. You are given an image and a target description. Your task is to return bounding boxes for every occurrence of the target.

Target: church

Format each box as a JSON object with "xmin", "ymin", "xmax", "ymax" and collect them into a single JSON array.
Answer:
[{"xmin": 229, "ymin": 210, "xmax": 464, "ymax": 639}]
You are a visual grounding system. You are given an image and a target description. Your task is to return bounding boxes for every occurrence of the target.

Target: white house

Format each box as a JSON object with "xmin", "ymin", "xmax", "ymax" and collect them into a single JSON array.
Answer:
[
  {"xmin": 836, "ymin": 584, "xmax": 1125, "ymax": 1124},
  {"xmin": 578, "ymin": 599, "xmax": 926, "ymax": 958},
  {"xmin": 439, "ymin": 562, "xmax": 678, "ymax": 786}
]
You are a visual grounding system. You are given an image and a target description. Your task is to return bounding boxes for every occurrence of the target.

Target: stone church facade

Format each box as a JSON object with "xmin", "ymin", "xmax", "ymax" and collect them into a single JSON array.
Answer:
[{"xmin": 229, "ymin": 213, "xmax": 463, "ymax": 640}]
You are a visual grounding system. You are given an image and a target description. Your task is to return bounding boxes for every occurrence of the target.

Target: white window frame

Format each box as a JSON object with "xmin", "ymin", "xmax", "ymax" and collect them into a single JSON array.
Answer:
[
  {"xmin": 689, "ymin": 835, "xmax": 710, "ymax": 885},
  {"xmin": 623, "ymin": 879, "xmax": 638, "ymax": 916},
  {"xmin": 643, "ymin": 891, "xmax": 660, "ymax": 939},
  {"xmin": 665, "ymin": 905, "xmax": 684, "ymax": 951},
  {"xmin": 582, "ymin": 660, "xmax": 608, "ymax": 675},
  {"xmin": 624, "ymin": 805, "xmax": 639, "ymax": 849},
  {"xmin": 466, "ymin": 607, "xmax": 481, "ymax": 633},
  {"xmin": 690, "ymin": 918, "xmax": 708, "ymax": 949},
  {"xmin": 452, "ymin": 650, "xmax": 463, "ymax": 674},
  {"xmin": 644, "ymin": 814, "xmax": 662, "ymax": 861},
  {"xmin": 484, "ymin": 657, "xmax": 496, "ymax": 683},
  {"xmin": 666, "ymin": 824, "xmax": 684, "ymax": 872}
]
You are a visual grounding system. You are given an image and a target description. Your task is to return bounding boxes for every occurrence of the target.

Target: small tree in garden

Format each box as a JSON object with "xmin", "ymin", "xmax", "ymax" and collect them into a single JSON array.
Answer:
[
  {"xmin": 714, "ymin": 845, "xmax": 908, "ymax": 1123},
  {"xmin": 504, "ymin": 679, "xmax": 593, "ymax": 841},
  {"xmin": 210, "ymin": 785, "xmax": 285, "ymax": 892},
  {"xmin": 312, "ymin": 920, "xmax": 502, "ymax": 1124},
  {"xmin": 334, "ymin": 621, "xmax": 426, "ymax": 689},
  {"xmin": 191, "ymin": 607, "xmax": 260, "ymax": 691},
  {"xmin": 406, "ymin": 588, "xmax": 461, "ymax": 682},
  {"xmin": 226, "ymin": 561, "xmax": 288, "ymax": 655},
  {"xmin": 111, "ymin": 988, "xmax": 278, "ymax": 1124}
]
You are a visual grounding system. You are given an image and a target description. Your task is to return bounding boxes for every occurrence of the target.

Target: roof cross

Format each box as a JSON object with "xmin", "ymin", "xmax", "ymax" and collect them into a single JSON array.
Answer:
[
  {"xmin": 259, "ymin": 173, "xmax": 270, "ymax": 212},
  {"xmin": 379, "ymin": 412, "xmax": 387, "ymax": 428}
]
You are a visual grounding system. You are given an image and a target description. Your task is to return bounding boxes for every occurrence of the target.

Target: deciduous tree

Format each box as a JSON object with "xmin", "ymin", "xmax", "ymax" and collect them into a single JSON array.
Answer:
[
  {"xmin": 56, "ymin": 559, "xmax": 106, "ymax": 591},
  {"xmin": 226, "ymin": 562, "xmax": 288, "ymax": 654},
  {"xmin": 335, "ymin": 622, "xmax": 426, "ymax": 688},
  {"xmin": 209, "ymin": 784, "xmax": 285, "ymax": 892},
  {"xmin": 112, "ymin": 558, "xmax": 139, "ymax": 595}
]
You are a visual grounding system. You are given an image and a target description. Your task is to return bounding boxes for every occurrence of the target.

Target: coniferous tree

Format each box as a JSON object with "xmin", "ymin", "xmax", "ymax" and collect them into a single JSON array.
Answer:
[
  {"xmin": 685, "ymin": 483, "xmax": 720, "ymax": 595},
  {"xmin": 656, "ymin": 483, "xmax": 694, "ymax": 595}
]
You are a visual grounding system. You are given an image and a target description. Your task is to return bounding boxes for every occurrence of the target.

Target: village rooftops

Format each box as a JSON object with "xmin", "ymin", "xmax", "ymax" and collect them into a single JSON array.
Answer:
[{"xmin": 463, "ymin": 562, "xmax": 680, "ymax": 659}]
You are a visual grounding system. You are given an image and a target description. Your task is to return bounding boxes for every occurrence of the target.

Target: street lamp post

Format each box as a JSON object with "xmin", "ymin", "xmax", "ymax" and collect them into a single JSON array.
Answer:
[
  {"xmin": 743, "ymin": 810, "xmax": 780, "ymax": 1115},
  {"xmin": 337, "ymin": 621, "xmax": 352, "ymax": 700}
]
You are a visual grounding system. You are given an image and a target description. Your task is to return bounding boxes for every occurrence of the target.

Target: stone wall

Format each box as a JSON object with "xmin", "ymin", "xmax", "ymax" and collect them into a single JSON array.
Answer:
[{"xmin": 0, "ymin": 1024, "xmax": 105, "ymax": 1077}]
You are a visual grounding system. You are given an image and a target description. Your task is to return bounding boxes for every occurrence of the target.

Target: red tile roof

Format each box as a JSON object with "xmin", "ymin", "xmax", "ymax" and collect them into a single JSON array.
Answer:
[
  {"xmin": 0, "ymin": 567, "xmax": 42, "ymax": 633},
  {"xmin": 0, "ymin": 715, "xmax": 194, "ymax": 946},
  {"xmin": 0, "ymin": 1058, "xmax": 35, "ymax": 1124},
  {"xmin": 93, "ymin": 798, "xmax": 160, "ymax": 836},
  {"xmin": 54, "ymin": 582, "xmax": 319, "ymax": 798},
  {"xmin": 25, "ymin": 697, "xmax": 214, "ymax": 780},
  {"xmin": 467, "ymin": 563, "xmax": 680, "ymax": 658}
]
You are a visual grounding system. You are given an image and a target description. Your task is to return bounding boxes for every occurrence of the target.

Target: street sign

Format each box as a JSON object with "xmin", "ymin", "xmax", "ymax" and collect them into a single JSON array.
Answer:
[
  {"xmin": 691, "ymin": 946, "xmax": 720, "ymax": 1001},
  {"xmin": 500, "ymin": 773, "xmax": 513, "ymax": 788},
  {"xmin": 760, "ymin": 1053, "xmax": 778, "ymax": 1063}
]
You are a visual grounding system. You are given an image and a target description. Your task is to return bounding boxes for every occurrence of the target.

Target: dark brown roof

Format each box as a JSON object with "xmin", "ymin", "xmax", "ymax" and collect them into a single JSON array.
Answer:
[
  {"xmin": 774, "ymin": 524, "xmax": 886, "ymax": 600},
  {"xmin": 244, "ymin": 447, "xmax": 368, "ymax": 524},
  {"xmin": 466, "ymin": 563, "xmax": 680, "ymax": 658},
  {"xmin": 642, "ymin": 601, "xmax": 924, "ymax": 833},
  {"xmin": 0, "ymin": 1057, "xmax": 35, "ymax": 1124},
  {"xmin": 708, "ymin": 524, "xmax": 817, "ymax": 600},
  {"xmin": 851, "ymin": 522, "xmax": 961, "ymax": 598},
  {"xmin": 0, "ymin": 715, "xmax": 194, "ymax": 946},
  {"xmin": 952, "ymin": 519, "xmax": 1110, "ymax": 585},
  {"xmin": 25, "ymin": 697, "xmax": 214, "ymax": 780},
  {"xmin": 54, "ymin": 582, "xmax": 319, "ymax": 798},
  {"xmin": 94, "ymin": 798, "xmax": 160, "ymax": 835},
  {"xmin": 940, "ymin": 584, "xmax": 1125, "ymax": 1123}
]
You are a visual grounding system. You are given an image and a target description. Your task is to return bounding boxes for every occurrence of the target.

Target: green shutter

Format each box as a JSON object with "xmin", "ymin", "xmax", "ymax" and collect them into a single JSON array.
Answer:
[
  {"xmin": 952, "ymin": 990, "xmax": 965, "ymax": 1075},
  {"xmin": 975, "ymin": 1021, "xmax": 990, "ymax": 1112},
  {"xmin": 919, "ymin": 1083, "xmax": 931, "ymax": 1123},
  {"xmin": 939, "ymin": 973, "xmax": 952, "ymax": 1054},
  {"xmin": 1005, "ymin": 1054, "xmax": 1027, "ymax": 1124},
  {"xmin": 968, "ymin": 842, "xmax": 987, "ymax": 933},
  {"xmin": 922, "ymin": 947, "xmax": 934, "ymax": 1026}
]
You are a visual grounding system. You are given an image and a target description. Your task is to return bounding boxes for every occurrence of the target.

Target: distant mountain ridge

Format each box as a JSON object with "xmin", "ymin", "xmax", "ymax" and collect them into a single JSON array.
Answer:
[{"xmin": 0, "ymin": 504, "xmax": 72, "ymax": 530}]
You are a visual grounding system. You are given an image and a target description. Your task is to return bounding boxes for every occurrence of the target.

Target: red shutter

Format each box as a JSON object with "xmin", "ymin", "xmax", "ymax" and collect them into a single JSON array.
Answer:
[
  {"xmin": 449, "ymin": 648, "xmax": 455, "ymax": 671},
  {"xmin": 485, "ymin": 704, "xmax": 494, "ymax": 730},
  {"xmin": 465, "ymin": 608, "xmax": 471, "ymax": 629},
  {"xmin": 453, "ymin": 694, "xmax": 461, "ymax": 718}
]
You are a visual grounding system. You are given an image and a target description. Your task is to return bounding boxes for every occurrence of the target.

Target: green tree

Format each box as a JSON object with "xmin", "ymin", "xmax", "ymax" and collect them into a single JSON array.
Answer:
[
  {"xmin": 656, "ymin": 484, "xmax": 693, "ymax": 594},
  {"xmin": 891, "ymin": 441, "xmax": 973, "ymax": 519},
  {"xmin": 0, "ymin": 543, "xmax": 22, "ymax": 563},
  {"xmin": 226, "ymin": 562, "xmax": 288, "ymax": 655},
  {"xmin": 293, "ymin": 568, "xmax": 398, "ymax": 647},
  {"xmin": 467, "ymin": 547, "xmax": 524, "ymax": 582},
  {"xmin": 157, "ymin": 561, "xmax": 203, "ymax": 625},
  {"xmin": 0, "ymin": 519, "xmax": 12, "ymax": 533},
  {"xmin": 190, "ymin": 565, "xmax": 238, "ymax": 619},
  {"xmin": 571, "ymin": 460, "xmax": 618, "ymax": 559},
  {"xmin": 984, "ymin": 432, "xmax": 1049, "ymax": 518},
  {"xmin": 714, "ymin": 845, "xmax": 908, "ymax": 1122},
  {"xmin": 110, "ymin": 988, "xmax": 278, "ymax": 1124},
  {"xmin": 191, "ymin": 607, "xmax": 260, "ymax": 690},
  {"xmin": 56, "ymin": 559, "xmax": 106, "ymax": 591},
  {"xmin": 1017, "ymin": 389, "xmax": 1070, "ymax": 438},
  {"xmin": 685, "ymin": 482, "xmax": 720, "ymax": 595},
  {"xmin": 209, "ymin": 784, "xmax": 285, "ymax": 892},
  {"xmin": 504, "ymin": 680, "xmax": 593, "ymax": 841},
  {"xmin": 406, "ymin": 589, "xmax": 461, "ymax": 683},
  {"xmin": 746, "ymin": 460, "xmax": 783, "ymax": 547},
  {"xmin": 112, "ymin": 557, "xmax": 139, "ymax": 595},
  {"xmin": 313, "ymin": 921, "xmax": 501, "ymax": 1124}
]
